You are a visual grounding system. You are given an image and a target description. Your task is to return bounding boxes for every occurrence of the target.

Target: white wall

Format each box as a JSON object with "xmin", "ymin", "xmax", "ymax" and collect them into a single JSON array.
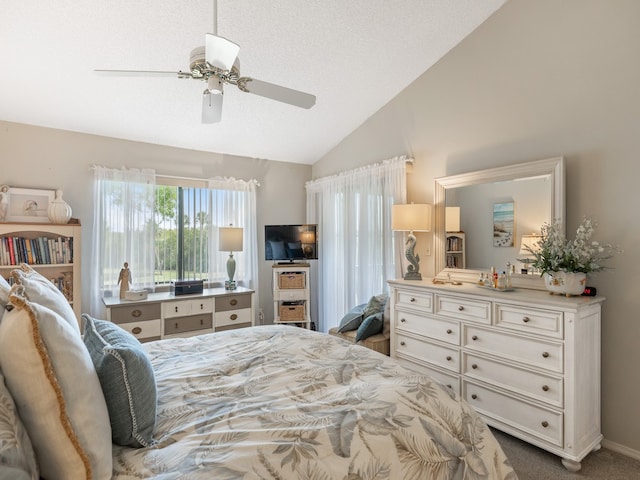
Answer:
[
  {"xmin": 0, "ymin": 121, "xmax": 311, "ymax": 324},
  {"xmin": 313, "ymin": 0, "xmax": 640, "ymax": 455}
]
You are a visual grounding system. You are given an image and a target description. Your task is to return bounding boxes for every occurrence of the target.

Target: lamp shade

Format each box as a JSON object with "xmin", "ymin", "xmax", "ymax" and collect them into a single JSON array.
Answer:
[
  {"xmin": 519, "ymin": 234, "xmax": 542, "ymax": 256},
  {"xmin": 445, "ymin": 206, "xmax": 461, "ymax": 232},
  {"xmin": 392, "ymin": 204, "xmax": 432, "ymax": 232},
  {"xmin": 219, "ymin": 227, "xmax": 243, "ymax": 252},
  {"xmin": 300, "ymin": 230, "xmax": 315, "ymax": 243}
]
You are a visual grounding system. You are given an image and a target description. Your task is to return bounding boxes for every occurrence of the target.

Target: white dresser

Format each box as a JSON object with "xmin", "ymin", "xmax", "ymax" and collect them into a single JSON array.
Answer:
[
  {"xmin": 388, "ymin": 278, "xmax": 604, "ymax": 472},
  {"xmin": 103, "ymin": 287, "xmax": 254, "ymax": 342}
]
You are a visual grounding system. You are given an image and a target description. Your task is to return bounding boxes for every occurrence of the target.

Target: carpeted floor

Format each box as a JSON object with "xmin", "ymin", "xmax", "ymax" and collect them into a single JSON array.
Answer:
[{"xmin": 492, "ymin": 428, "xmax": 640, "ymax": 480}]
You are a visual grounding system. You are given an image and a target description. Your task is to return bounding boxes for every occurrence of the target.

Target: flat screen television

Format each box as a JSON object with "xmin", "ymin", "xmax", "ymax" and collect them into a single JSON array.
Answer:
[{"xmin": 265, "ymin": 224, "xmax": 317, "ymax": 262}]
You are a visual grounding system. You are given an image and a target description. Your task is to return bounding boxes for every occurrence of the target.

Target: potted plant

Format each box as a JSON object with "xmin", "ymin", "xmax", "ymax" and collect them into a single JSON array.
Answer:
[{"xmin": 524, "ymin": 217, "xmax": 621, "ymax": 296}]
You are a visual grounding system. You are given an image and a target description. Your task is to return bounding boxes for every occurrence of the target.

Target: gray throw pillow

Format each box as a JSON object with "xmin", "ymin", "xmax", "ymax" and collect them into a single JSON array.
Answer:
[
  {"xmin": 336, "ymin": 303, "xmax": 366, "ymax": 333},
  {"xmin": 355, "ymin": 312, "xmax": 384, "ymax": 342},
  {"xmin": 363, "ymin": 294, "xmax": 388, "ymax": 319},
  {"xmin": 82, "ymin": 314, "xmax": 156, "ymax": 448}
]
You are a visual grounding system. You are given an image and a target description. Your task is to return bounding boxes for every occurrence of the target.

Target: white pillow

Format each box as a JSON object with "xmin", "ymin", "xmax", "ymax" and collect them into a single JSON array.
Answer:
[
  {"xmin": 9, "ymin": 264, "xmax": 80, "ymax": 334},
  {"xmin": 0, "ymin": 287, "xmax": 112, "ymax": 480}
]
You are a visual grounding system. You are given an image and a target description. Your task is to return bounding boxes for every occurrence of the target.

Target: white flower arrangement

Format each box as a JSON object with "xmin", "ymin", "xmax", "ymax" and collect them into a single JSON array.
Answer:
[{"xmin": 525, "ymin": 217, "xmax": 621, "ymax": 275}]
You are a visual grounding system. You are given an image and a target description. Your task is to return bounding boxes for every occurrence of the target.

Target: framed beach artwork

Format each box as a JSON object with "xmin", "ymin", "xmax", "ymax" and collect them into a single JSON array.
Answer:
[
  {"xmin": 4, "ymin": 187, "xmax": 55, "ymax": 223},
  {"xmin": 493, "ymin": 202, "xmax": 514, "ymax": 247}
]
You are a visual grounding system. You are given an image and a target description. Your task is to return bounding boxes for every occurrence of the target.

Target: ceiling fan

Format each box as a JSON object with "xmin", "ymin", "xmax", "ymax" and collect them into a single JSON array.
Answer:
[{"xmin": 95, "ymin": 2, "xmax": 315, "ymax": 123}]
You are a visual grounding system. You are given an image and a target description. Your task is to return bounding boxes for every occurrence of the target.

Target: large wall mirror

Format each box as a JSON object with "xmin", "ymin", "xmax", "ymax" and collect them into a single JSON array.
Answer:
[{"xmin": 434, "ymin": 157, "xmax": 565, "ymax": 289}]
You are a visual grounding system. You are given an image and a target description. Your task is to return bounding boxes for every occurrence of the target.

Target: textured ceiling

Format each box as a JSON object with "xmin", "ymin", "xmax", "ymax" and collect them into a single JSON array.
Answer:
[{"xmin": 0, "ymin": 0, "xmax": 506, "ymax": 164}]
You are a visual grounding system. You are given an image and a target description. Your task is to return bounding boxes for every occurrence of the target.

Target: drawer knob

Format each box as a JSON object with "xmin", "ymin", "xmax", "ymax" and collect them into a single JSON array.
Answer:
[
  {"xmin": 200, "ymin": 319, "xmax": 204, "ymax": 325},
  {"xmin": 522, "ymin": 316, "xmax": 531, "ymax": 323},
  {"xmin": 400, "ymin": 318, "xmax": 406, "ymax": 323},
  {"xmin": 175, "ymin": 306, "xmax": 178, "ymax": 313},
  {"xmin": 472, "ymin": 335, "xmax": 478, "ymax": 341},
  {"xmin": 200, "ymin": 303, "xmax": 204, "ymax": 310},
  {"xmin": 230, "ymin": 299, "xmax": 238, "ymax": 306},
  {"xmin": 446, "ymin": 329, "xmax": 452, "ymax": 334},
  {"xmin": 132, "ymin": 327, "xmax": 142, "ymax": 334},
  {"xmin": 458, "ymin": 305, "xmax": 464, "ymax": 311},
  {"xmin": 400, "ymin": 341, "xmax": 406, "ymax": 346},
  {"xmin": 446, "ymin": 384, "xmax": 452, "ymax": 389},
  {"xmin": 410, "ymin": 297, "xmax": 416, "ymax": 302},
  {"xmin": 175, "ymin": 322, "xmax": 178, "ymax": 329},
  {"xmin": 541, "ymin": 421, "xmax": 549, "ymax": 428},
  {"xmin": 471, "ymin": 394, "xmax": 478, "ymax": 400},
  {"xmin": 542, "ymin": 385, "xmax": 550, "ymax": 392},
  {"xmin": 542, "ymin": 351, "xmax": 550, "ymax": 358},
  {"xmin": 471, "ymin": 363, "xmax": 478, "ymax": 370},
  {"xmin": 132, "ymin": 309, "xmax": 142, "ymax": 318},
  {"xmin": 230, "ymin": 314, "xmax": 238, "ymax": 321},
  {"xmin": 446, "ymin": 355, "xmax": 452, "ymax": 361}
]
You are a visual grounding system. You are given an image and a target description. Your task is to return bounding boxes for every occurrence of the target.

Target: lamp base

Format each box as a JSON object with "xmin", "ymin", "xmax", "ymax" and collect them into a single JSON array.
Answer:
[{"xmin": 224, "ymin": 280, "xmax": 237, "ymax": 290}]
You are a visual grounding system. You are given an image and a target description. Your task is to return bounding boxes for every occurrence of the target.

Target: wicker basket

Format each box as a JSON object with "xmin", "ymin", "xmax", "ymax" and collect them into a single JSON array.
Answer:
[
  {"xmin": 279, "ymin": 302, "xmax": 305, "ymax": 321},
  {"xmin": 278, "ymin": 272, "xmax": 305, "ymax": 289}
]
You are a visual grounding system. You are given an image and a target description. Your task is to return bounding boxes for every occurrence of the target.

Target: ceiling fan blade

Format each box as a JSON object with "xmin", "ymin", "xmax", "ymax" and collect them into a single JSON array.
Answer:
[
  {"xmin": 238, "ymin": 78, "xmax": 316, "ymax": 109},
  {"xmin": 202, "ymin": 90, "xmax": 223, "ymax": 123},
  {"xmin": 205, "ymin": 33, "xmax": 239, "ymax": 71},
  {"xmin": 94, "ymin": 69, "xmax": 188, "ymax": 78}
]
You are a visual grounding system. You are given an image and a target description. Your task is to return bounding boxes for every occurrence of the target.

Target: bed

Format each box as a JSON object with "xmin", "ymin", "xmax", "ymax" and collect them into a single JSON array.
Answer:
[{"xmin": 0, "ymin": 267, "xmax": 516, "ymax": 480}]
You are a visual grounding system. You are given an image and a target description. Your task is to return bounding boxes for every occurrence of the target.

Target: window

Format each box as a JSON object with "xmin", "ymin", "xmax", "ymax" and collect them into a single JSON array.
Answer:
[
  {"xmin": 90, "ymin": 166, "xmax": 259, "ymax": 316},
  {"xmin": 155, "ymin": 185, "xmax": 211, "ymax": 284}
]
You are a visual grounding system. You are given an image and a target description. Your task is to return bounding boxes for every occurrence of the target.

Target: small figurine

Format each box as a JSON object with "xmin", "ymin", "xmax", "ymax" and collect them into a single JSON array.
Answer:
[
  {"xmin": 0, "ymin": 185, "xmax": 9, "ymax": 222},
  {"xmin": 118, "ymin": 262, "xmax": 132, "ymax": 299}
]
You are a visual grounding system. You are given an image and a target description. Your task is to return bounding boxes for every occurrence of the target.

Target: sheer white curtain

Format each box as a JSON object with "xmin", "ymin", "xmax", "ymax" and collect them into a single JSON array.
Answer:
[
  {"xmin": 90, "ymin": 166, "xmax": 156, "ymax": 316},
  {"xmin": 207, "ymin": 177, "xmax": 259, "ymax": 296},
  {"xmin": 306, "ymin": 156, "xmax": 407, "ymax": 333}
]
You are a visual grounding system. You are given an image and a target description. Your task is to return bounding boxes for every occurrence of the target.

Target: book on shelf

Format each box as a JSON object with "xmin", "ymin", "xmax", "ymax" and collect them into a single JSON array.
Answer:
[{"xmin": 0, "ymin": 235, "xmax": 74, "ymax": 266}]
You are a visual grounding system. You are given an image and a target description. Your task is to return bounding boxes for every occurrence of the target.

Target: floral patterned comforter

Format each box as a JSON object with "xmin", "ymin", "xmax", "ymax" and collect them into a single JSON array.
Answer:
[{"xmin": 112, "ymin": 325, "xmax": 517, "ymax": 479}]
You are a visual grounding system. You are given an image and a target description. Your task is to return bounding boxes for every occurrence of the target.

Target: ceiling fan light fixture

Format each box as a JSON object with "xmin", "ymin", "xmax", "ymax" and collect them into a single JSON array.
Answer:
[
  {"xmin": 202, "ymin": 89, "xmax": 223, "ymax": 123},
  {"xmin": 207, "ymin": 75, "xmax": 223, "ymax": 94}
]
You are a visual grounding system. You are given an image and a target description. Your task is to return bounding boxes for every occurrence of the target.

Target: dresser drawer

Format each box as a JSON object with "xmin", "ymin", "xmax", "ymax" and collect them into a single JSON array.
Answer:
[
  {"xmin": 495, "ymin": 304, "xmax": 563, "ymax": 339},
  {"xmin": 109, "ymin": 303, "xmax": 161, "ymax": 324},
  {"xmin": 464, "ymin": 380, "xmax": 563, "ymax": 447},
  {"xmin": 117, "ymin": 319, "xmax": 161, "ymax": 343},
  {"xmin": 395, "ymin": 290, "xmax": 433, "ymax": 312},
  {"xmin": 435, "ymin": 294, "xmax": 491, "ymax": 324},
  {"xmin": 163, "ymin": 298, "xmax": 213, "ymax": 318},
  {"xmin": 395, "ymin": 309, "xmax": 459, "ymax": 345},
  {"xmin": 464, "ymin": 325, "xmax": 563, "ymax": 373},
  {"xmin": 395, "ymin": 333, "xmax": 459, "ymax": 373},
  {"xmin": 463, "ymin": 353, "xmax": 563, "ymax": 407},
  {"xmin": 215, "ymin": 308, "xmax": 252, "ymax": 328},
  {"xmin": 215, "ymin": 293, "xmax": 252, "ymax": 312},
  {"xmin": 164, "ymin": 314, "xmax": 213, "ymax": 335}
]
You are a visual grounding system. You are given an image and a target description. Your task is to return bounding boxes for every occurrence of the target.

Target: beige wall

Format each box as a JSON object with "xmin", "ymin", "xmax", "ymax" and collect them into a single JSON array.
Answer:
[
  {"xmin": 0, "ymin": 121, "xmax": 312, "ymax": 323},
  {"xmin": 313, "ymin": 0, "xmax": 640, "ymax": 455}
]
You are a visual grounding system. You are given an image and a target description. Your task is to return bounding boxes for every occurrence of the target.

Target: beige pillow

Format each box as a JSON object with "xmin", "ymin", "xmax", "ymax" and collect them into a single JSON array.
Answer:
[
  {"xmin": 10, "ymin": 264, "xmax": 80, "ymax": 334},
  {"xmin": 0, "ymin": 286, "xmax": 112, "ymax": 480}
]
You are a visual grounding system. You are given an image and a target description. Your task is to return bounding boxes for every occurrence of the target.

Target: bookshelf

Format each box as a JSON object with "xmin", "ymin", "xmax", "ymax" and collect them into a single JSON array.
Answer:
[
  {"xmin": 445, "ymin": 232, "xmax": 465, "ymax": 269},
  {"xmin": 0, "ymin": 222, "xmax": 82, "ymax": 323}
]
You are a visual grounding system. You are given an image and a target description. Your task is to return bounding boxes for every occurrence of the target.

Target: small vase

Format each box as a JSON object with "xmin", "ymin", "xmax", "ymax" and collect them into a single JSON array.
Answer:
[
  {"xmin": 544, "ymin": 271, "xmax": 587, "ymax": 296},
  {"xmin": 48, "ymin": 189, "xmax": 72, "ymax": 224}
]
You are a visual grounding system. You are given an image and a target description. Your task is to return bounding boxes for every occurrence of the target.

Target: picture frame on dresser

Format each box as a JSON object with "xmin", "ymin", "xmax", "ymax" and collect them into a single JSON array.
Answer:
[{"xmin": 4, "ymin": 187, "xmax": 55, "ymax": 223}]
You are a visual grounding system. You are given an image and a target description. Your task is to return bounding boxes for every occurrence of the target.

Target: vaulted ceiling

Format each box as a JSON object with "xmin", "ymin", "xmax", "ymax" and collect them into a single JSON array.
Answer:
[{"xmin": 1, "ymin": 0, "xmax": 506, "ymax": 164}]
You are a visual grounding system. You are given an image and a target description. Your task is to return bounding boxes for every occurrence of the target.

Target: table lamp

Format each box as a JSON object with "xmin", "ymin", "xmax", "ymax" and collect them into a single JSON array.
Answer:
[
  {"xmin": 219, "ymin": 226, "xmax": 243, "ymax": 289},
  {"xmin": 392, "ymin": 203, "xmax": 432, "ymax": 280}
]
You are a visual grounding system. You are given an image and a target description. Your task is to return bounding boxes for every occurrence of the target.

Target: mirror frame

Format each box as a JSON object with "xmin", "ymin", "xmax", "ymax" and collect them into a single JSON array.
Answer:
[{"xmin": 434, "ymin": 156, "xmax": 565, "ymax": 290}]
